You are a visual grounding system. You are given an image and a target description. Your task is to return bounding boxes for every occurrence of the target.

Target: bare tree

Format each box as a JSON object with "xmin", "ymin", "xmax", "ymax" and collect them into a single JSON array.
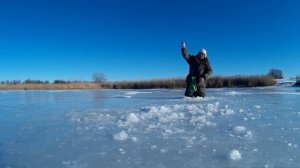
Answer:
[
  {"xmin": 267, "ymin": 69, "xmax": 283, "ymax": 79},
  {"xmin": 93, "ymin": 73, "xmax": 107, "ymax": 83}
]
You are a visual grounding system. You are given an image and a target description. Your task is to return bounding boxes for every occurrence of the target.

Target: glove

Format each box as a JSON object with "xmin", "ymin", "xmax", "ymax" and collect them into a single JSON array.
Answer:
[{"xmin": 181, "ymin": 41, "xmax": 186, "ymax": 48}]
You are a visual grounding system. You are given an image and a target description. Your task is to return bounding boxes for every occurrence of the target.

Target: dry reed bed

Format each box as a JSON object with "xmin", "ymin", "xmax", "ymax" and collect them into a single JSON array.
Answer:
[{"xmin": 0, "ymin": 75, "xmax": 276, "ymax": 90}]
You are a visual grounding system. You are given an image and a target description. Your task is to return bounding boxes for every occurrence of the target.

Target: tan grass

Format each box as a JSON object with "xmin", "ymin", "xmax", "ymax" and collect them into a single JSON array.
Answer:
[{"xmin": 0, "ymin": 83, "xmax": 104, "ymax": 90}]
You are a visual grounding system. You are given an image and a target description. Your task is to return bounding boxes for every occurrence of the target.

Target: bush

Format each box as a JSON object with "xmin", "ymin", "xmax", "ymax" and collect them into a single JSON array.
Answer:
[
  {"xmin": 93, "ymin": 73, "xmax": 107, "ymax": 83},
  {"xmin": 23, "ymin": 79, "xmax": 45, "ymax": 84},
  {"xmin": 54, "ymin": 80, "xmax": 68, "ymax": 84},
  {"xmin": 268, "ymin": 69, "xmax": 283, "ymax": 79},
  {"xmin": 296, "ymin": 77, "xmax": 300, "ymax": 86}
]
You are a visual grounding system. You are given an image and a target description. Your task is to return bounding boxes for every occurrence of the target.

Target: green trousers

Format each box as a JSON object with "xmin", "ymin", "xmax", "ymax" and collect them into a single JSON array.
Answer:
[{"xmin": 185, "ymin": 76, "xmax": 206, "ymax": 97}]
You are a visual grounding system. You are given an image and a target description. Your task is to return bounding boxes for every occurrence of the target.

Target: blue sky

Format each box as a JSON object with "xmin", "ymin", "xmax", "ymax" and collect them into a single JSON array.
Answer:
[{"xmin": 0, "ymin": 0, "xmax": 299, "ymax": 81}]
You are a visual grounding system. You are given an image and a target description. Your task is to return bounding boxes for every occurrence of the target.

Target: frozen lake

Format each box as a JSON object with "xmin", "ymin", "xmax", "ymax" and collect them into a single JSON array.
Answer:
[{"xmin": 1, "ymin": 87, "xmax": 300, "ymax": 168}]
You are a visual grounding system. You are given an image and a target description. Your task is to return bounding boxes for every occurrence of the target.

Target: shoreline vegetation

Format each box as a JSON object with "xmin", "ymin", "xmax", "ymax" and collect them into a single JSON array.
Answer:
[
  {"xmin": 296, "ymin": 79, "xmax": 300, "ymax": 86},
  {"xmin": 0, "ymin": 75, "xmax": 277, "ymax": 90}
]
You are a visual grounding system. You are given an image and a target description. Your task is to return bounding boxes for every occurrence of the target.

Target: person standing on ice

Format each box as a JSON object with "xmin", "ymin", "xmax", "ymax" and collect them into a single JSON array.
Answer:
[{"xmin": 181, "ymin": 41, "xmax": 213, "ymax": 97}]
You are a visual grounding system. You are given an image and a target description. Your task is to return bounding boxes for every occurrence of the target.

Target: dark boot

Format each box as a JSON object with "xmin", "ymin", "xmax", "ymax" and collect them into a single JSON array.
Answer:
[
  {"xmin": 185, "ymin": 90, "xmax": 194, "ymax": 97},
  {"xmin": 195, "ymin": 79, "xmax": 206, "ymax": 97},
  {"xmin": 185, "ymin": 75, "xmax": 195, "ymax": 97}
]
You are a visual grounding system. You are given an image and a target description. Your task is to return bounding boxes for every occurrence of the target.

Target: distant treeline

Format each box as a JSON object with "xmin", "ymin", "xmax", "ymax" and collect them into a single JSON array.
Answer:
[
  {"xmin": 0, "ymin": 75, "xmax": 276, "ymax": 90},
  {"xmin": 109, "ymin": 75, "xmax": 275, "ymax": 89}
]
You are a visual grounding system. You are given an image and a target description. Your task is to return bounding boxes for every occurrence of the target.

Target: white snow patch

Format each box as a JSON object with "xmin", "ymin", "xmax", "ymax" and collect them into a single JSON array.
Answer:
[
  {"xmin": 124, "ymin": 91, "xmax": 152, "ymax": 95},
  {"xmin": 230, "ymin": 149, "xmax": 242, "ymax": 161},
  {"xmin": 254, "ymin": 105, "xmax": 261, "ymax": 109},
  {"xmin": 114, "ymin": 131, "xmax": 129, "ymax": 141},
  {"xmin": 225, "ymin": 91, "xmax": 249, "ymax": 96},
  {"xmin": 183, "ymin": 96, "xmax": 205, "ymax": 102},
  {"xmin": 114, "ymin": 95, "xmax": 132, "ymax": 98}
]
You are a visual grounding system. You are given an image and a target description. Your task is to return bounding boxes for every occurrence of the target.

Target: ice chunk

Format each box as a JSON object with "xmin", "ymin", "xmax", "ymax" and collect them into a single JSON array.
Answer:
[
  {"xmin": 119, "ymin": 148, "xmax": 126, "ymax": 154},
  {"xmin": 160, "ymin": 148, "xmax": 167, "ymax": 153},
  {"xmin": 233, "ymin": 126, "xmax": 253, "ymax": 138},
  {"xmin": 114, "ymin": 131, "xmax": 129, "ymax": 141},
  {"xmin": 131, "ymin": 137, "xmax": 138, "ymax": 142},
  {"xmin": 207, "ymin": 103, "xmax": 218, "ymax": 113},
  {"xmin": 230, "ymin": 149, "xmax": 242, "ymax": 161},
  {"xmin": 222, "ymin": 109, "xmax": 235, "ymax": 115},
  {"xmin": 127, "ymin": 113, "xmax": 140, "ymax": 124},
  {"xmin": 245, "ymin": 131, "xmax": 253, "ymax": 138},
  {"xmin": 233, "ymin": 126, "xmax": 247, "ymax": 134},
  {"xmin": 151, "ymin": 145, "xmax": 157, "ymax": 150}
]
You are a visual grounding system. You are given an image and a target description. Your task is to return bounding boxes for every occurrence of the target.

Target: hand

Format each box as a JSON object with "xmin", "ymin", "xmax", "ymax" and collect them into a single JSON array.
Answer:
[
  {"xmin": 199, "ymin": 77, "xmax": 204, "ymax": 82},
  {"xmin": 181, "ymin": 41, "xmax": 186, "ymax": 48}
]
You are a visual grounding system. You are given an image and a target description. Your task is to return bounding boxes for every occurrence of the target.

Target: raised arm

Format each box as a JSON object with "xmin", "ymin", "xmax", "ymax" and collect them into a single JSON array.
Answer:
[{"xmin": 181, "ymin": 41, "xmax": 190, "ymax": 62}]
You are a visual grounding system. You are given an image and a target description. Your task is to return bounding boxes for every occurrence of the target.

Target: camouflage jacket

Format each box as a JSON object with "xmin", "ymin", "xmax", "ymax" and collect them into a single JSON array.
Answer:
[{"xmin": 181, "ymin": 47, "xmax": 213, "ymax": 80}]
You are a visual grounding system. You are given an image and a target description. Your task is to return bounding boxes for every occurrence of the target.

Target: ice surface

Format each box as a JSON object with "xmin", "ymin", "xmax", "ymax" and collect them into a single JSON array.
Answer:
[{"xmin": 1, "ymin": 87, "xmax": 300, "ymax": 168}]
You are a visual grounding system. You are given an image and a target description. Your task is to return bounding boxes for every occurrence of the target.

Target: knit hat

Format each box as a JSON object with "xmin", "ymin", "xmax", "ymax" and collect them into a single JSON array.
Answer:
[{"xmin": 201, "ymin": 49, "xmax": 207, "ymax": 56}]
